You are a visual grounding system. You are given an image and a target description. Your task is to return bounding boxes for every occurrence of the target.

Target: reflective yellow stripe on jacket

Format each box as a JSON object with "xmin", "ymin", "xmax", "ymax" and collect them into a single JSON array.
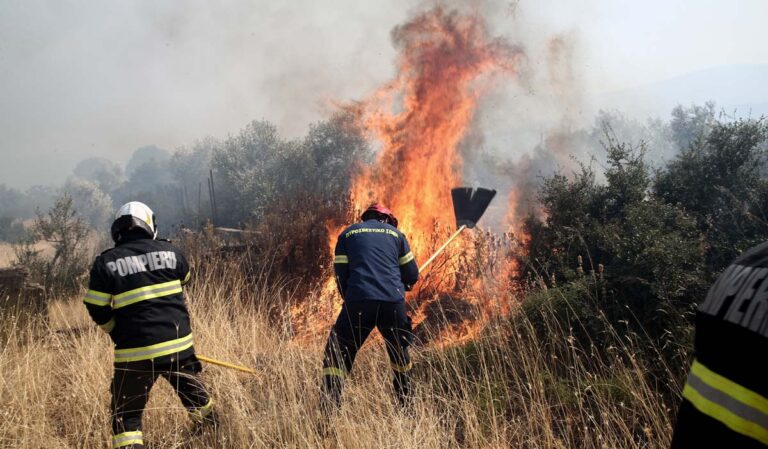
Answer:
[
  {"xmin": 322, "ymin": 367, "xmax": 345, "ymax": 378},
  {"xmin": 399, "ymin": 251, "xmax": 414, "ymax": 265},
  {"xmin": 683, "ymin": 359, "xmax": 768, "ymax": 445},
  {"xmin": 83, "ymin": 289, "xmax": 111, "ymax": 306},
  {"xmin": 190, "ymin": 398, "xmax": 214, "ymax": 422},
  {"xmin": 114, "ymin": 333, "xmax": 194, "ymax": 363},
  {"xmin": 112, "ymin": 430, "xmax": 143, "ymax": 448},
  {"xmin": 112, "ymin": 280, "xmax": 182, "ymax": 309}
]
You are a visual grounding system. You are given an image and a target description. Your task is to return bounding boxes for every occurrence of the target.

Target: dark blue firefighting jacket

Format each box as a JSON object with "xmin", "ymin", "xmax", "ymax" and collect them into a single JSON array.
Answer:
[{"xmin": 334, "ymin": 219, "xmax": 419, "ymax": 302}]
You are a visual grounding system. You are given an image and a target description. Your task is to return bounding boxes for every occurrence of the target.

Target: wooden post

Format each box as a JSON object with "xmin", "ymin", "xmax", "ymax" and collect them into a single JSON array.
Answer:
[
  {"xmin": 209, "ymin": 169, "xmax": 218, "ymax": 225},
  {"xmin": 207, "ymin": 177, "xmax": 214, "ymax": 226},
  {"xmin": 198, "ymin": 182, "xmax": 202, "ymax": 228}
]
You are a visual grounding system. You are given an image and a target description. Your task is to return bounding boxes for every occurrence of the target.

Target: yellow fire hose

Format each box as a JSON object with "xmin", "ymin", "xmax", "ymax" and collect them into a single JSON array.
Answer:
[{"xmin": 197, "ymin": 355, "xmax": 257, "ymax": 374}]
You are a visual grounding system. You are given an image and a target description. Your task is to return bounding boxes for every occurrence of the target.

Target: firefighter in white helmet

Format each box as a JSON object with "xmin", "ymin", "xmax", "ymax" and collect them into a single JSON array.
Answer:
[{"xmin": 83, "ymin": 201, "xmax": 214, "ymax": 449}]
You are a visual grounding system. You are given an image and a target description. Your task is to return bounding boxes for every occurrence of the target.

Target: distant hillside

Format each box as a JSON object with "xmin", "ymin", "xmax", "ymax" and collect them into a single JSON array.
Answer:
[{"xmin": 595, "ymin": 64, "xmax": 768, "ymax": 119}]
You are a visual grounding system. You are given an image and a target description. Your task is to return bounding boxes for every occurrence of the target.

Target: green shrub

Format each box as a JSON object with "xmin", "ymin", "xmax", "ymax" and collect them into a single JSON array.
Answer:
[{"xmin": 14, "ymin": 194, "xmax": 91, "ymax": 295}]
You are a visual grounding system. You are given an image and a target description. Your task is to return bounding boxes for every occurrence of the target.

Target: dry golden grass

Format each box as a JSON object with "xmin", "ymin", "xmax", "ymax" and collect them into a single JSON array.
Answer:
[{"xmin": 0, "ymin": 263, "xmax": 679, "ymax": 448}]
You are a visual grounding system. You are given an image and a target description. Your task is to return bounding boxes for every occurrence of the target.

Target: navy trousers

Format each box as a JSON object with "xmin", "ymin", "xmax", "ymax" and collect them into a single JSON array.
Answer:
[{"xmin": 321, "ymin": 300, "xmax": 414, "ymax": 410}]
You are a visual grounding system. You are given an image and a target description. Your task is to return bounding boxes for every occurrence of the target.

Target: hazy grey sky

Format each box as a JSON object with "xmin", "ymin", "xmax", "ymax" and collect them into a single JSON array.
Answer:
[{"xmin": 1, "ymin": 0, "xmax": 767, "ymax": 189}]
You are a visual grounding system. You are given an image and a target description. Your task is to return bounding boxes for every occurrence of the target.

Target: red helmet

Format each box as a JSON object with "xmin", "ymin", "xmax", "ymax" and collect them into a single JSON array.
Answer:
[{"xmin": 361, "ymin": 203, "xmax": 398, "ymax": 228}]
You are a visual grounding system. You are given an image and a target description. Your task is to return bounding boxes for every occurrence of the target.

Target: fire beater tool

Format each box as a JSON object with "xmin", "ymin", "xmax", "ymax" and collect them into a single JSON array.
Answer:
[{"xmin": 418, "ymin": 187, "xmax": 497, "ymax": 273}]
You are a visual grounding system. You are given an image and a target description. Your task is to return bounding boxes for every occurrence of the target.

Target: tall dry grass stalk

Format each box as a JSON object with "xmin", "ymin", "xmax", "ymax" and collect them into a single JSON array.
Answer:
[{"xmin": 0, "ymin": 260, "xmax": 678, "ymax": 448}]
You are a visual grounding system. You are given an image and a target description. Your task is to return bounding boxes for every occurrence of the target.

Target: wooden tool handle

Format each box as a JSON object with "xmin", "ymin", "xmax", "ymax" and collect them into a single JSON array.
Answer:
[
  {"xmin": 197, "ymin": 354, "xmax": 257, "ymax": 374},
  {"xmin": 419, "ymin": 225, "xmax": 467, "ymax": 274}
]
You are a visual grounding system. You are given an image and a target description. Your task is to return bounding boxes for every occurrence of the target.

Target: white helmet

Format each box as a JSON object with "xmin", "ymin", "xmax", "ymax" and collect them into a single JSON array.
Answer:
[{"xmin": 110, "ymin": 201, "xmax": 157, "ymax": 242}]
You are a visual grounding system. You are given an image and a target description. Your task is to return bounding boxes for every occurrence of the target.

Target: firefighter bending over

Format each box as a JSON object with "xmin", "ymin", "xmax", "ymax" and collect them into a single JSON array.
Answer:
[
  {"xmin": 83, "ymin": 202, "xmax": 214, "ymax": 449},
  {"xmin": 321, "ymin": 204, "xmax": 420, "ymax": 411},
  {"xmin": 671, "ymin": 241, "xmax": 768, "ymax": 448}
]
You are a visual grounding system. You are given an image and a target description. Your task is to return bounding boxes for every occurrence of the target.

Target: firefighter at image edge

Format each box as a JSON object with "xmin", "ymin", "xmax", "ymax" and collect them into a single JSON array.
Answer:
[
  {"xmin": 83, "ymin": 201, "xmax": 214, "ymax": 449},
  {"xmin": 671, "ymin": 241, "xmax": 768, "ymax": 448},
  {"xmin": 321, "ymin": 204, "xmax": 420, "ymax": 412}
]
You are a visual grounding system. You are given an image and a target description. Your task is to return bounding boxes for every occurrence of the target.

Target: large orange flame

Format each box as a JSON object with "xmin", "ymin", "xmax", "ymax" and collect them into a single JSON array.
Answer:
[
  {"xmin": 292, "ymin": 7, "xmax": 525, "ymax": 345},
  {"xmin": 349, "ymin": 7, "xmax": 523, "ymax": 255}
]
